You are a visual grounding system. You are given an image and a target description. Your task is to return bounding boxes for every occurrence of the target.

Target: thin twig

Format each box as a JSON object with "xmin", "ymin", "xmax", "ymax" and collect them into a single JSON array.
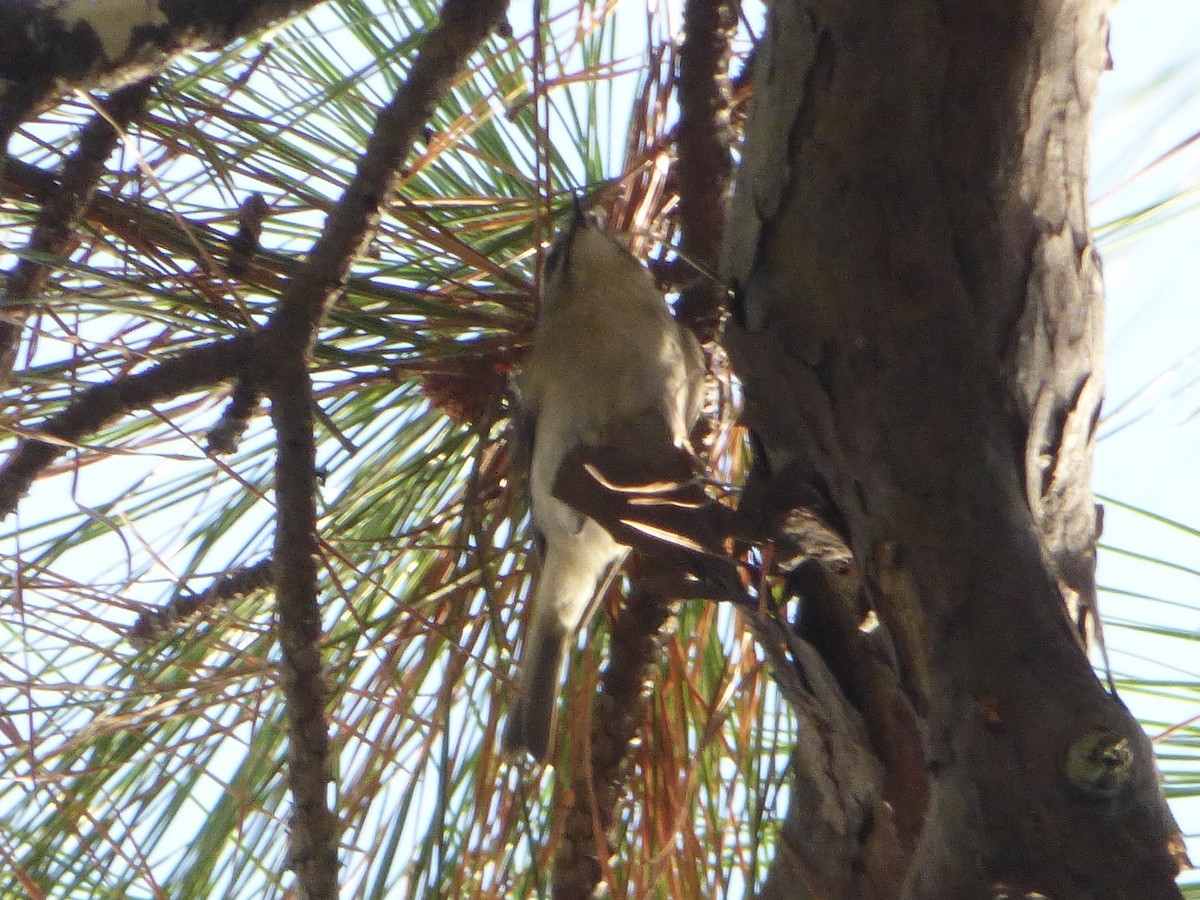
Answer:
[{"xmin": 1, "ymin": 78, "xmax": 156, "ymax": 381}]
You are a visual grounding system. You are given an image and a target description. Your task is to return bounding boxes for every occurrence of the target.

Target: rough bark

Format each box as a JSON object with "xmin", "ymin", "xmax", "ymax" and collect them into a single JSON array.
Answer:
[
  {"xmin": 726, "ymin": 1, "xmax": 1187, "ymax": 897},
  {"xmin": 675, "ymin": 0, "xmax": 737, "ymax": 340}
]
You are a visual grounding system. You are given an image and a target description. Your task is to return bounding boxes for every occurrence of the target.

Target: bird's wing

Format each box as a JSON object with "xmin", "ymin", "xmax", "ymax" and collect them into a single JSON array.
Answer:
[
  {"xmin": 509, "ymin": 387, "xmax": 547, "ymax": 558},
  {"xmin": 679, "ymin": 322, "xmax": 706, "ymax": 427}
]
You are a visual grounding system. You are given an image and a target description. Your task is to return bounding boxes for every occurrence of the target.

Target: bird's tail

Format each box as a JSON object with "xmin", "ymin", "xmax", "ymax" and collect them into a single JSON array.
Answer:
[
  {"xmin": 503, "ymin": 533, "xmax": 623, "ymax": 763},
  {"xmin": 502, "ymin": 606, "xmax": 567, "ymax": 763}
]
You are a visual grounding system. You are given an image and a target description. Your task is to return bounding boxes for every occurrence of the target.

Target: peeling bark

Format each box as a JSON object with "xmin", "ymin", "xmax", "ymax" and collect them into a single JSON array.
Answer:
[{"xmin": 726, "ymin": 1, "xmax": 1186, "ymax": 896}]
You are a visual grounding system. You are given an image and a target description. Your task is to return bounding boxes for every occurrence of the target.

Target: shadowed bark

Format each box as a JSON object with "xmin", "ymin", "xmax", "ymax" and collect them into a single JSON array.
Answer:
[{"xmin": 725, "ymin": 1, "xmax": 1187, "ymax": 896}]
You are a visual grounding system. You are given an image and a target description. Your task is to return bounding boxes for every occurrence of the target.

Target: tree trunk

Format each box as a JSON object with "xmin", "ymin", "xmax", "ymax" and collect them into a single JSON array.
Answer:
[{"xmin": 725, "ymin": 1, "xmax": 1188, "ymax": 897}]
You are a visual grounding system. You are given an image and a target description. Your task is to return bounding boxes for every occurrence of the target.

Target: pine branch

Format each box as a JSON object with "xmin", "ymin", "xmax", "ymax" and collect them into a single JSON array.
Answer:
[
  {"xmin": 251, "ymin": 2, "xmax": 512, "ymax": 896},
  {"xmin": 675, "ymin": 0, "xmax": 736, "ymax": 340},
  {"xmin": 0, "ymin": 335, "xmax": 251, "ymax": 519},
  {"xmin": 553, "ymin": 584, "xmax": 673, "ymax": 899},
  {"xmin": 0, "ymin": 78, "xmax": 155, "ymax": 381},
  {"xmin": 251, "ymin": 0, "xmax": 512, "ymax": 365},
  {"xmin": 0, "ymin": 0, "xmax": 323, "ymax": 142},
  {"xmin": 269, "ymin": 350, "xmax": 337, "ymax": 900}
]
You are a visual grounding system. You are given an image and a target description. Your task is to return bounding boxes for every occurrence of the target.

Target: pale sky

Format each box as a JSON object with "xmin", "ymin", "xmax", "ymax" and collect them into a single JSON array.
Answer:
[{"xmin": 1090, "ymin": 0, "xmax": 1200, "ymax": 874}]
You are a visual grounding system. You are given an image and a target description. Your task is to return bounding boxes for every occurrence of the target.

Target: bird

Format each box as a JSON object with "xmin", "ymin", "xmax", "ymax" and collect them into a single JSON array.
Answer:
[{"xmin": 502, "ymin": 201, "xmax": 705, "ymax": 763}]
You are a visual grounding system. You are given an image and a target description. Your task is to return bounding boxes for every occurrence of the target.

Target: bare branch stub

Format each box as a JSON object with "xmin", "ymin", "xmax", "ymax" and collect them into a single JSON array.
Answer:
[
  {"xmin": 129, "ymin": 558, "xmax": 275, "ymax": 647},
  {"xmin": 207, "ymin": 375, "xmax": 264, "ymax": 455},
  {"xmin": 226, "ymin": 192, "xmax": 272, "ymax": 276}
]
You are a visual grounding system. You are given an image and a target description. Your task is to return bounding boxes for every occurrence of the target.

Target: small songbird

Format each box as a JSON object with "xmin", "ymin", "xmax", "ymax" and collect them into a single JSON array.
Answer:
[{"xmin": 503, "ymin": 202, "xmax": 705, "ymax": 763}]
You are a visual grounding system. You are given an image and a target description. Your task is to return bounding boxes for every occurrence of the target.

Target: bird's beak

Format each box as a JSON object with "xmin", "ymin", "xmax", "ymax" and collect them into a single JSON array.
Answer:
[{"xmin": 569, "ymin": 194, "xmax": 588, "ymax": 233}]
